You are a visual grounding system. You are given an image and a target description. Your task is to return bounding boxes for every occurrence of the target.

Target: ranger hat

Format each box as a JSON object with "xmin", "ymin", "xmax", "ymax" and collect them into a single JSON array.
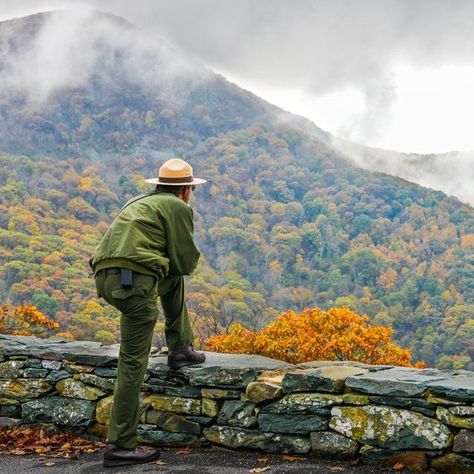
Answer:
[{"xmin": 145, "ymin": 158, "xmax": 207, "ymax": 186}]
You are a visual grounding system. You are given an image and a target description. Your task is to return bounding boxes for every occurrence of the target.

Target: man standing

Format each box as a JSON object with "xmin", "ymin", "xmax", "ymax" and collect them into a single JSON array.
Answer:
[{"xmin": 91, "ymin": 158, "xmax": 206, "ymax": 467}]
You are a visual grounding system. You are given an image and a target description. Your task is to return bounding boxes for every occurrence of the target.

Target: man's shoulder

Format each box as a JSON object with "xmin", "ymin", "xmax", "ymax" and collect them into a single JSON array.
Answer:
[{"xmin": 150, "ymin": 193, "xmax": 192, "ymax": 213}]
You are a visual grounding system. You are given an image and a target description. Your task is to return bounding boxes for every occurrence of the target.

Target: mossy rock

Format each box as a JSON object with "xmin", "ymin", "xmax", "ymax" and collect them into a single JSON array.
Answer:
[{"xmin": 329, "ymin": 405, "xmax": 453, "ymax": 450}]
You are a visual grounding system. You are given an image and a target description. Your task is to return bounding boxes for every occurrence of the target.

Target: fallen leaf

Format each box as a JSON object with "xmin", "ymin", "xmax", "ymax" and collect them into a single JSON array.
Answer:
[
  {"xmin": 0, "ymin": 426, "xmax": 105, "ymax": 459},
  {"xmin": 176, "ymin": 447, "xmax": 193, "ymax": 455},
  {"xmin": 153, "ymin": 460, "xmax": 167, "ymax": 465},
  {"xmin": 282, "ymin": 454, "xmax": 304, "ymax": 462},
  {"xmin": 258, "ymin": 457, "xmax": 270, "ymax": 463},
  {"xmin": 249, "ymin": 467, "xmax": 271, "ymax": 473},
  {"xmin": 393, "ymin": 462, "xmax": 405, "ymax": 470},
  {"xmin": 328, "ymin": 467, "xmax": 345, "ymax": 472},
  {"xmin": 350, "ymin": 458, "xmax": 361, "ymax": 465}
]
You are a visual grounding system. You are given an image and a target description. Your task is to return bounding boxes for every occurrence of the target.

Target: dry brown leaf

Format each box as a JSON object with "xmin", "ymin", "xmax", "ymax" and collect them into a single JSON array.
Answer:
[
  {"xmin": 328, "ymin": 467, "xmax": 345, "ymax": 472},
  {"xmin": 176, "ymin": 448, "xmax": 193, "ymax": 455},
  {"xmin": 153, "ymin": 460, "xmax": 167, "ymax": 465},
  {"xmin": 282, "ymin": 454, "xmax": 304, "ymax": 462},
  {"xmin": 393, "ymin": 462, "xmax": 405, "ymax": 470},
  {"xmin": 249, "ymin": 467, "xmax": 271, "ymax": 473},
  {"xmin": 0, "ymin": 427, "xmax": 105, "ymax": 459},
  {"xmin": 257, "ymin": 457, "xmax": 269, "ymax": 463}
]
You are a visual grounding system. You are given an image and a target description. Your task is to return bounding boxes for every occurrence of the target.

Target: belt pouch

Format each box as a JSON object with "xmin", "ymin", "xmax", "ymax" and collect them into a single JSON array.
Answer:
[{"xmin": 120, "ymin": 268, "xmax": 133, "ymax": 288}]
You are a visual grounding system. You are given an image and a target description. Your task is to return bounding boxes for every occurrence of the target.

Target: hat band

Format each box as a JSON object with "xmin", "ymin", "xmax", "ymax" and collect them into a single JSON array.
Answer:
[{"xmin": 158, "ymin": 176, "xmax": 193, "ymax": 183}]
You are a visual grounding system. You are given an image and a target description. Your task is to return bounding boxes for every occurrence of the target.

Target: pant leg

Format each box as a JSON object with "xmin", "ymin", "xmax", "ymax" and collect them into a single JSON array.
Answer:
[
  {"xmin": 95, "ymin": 271, "xmax": 159, "ymax": 449},
  {"xmin": 157, "ymin": 275, "xmax": 194, "ymax": 350}
]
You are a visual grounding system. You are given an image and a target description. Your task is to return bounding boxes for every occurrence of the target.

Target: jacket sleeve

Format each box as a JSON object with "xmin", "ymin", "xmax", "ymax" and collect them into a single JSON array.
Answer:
[{"xmin": 166, "ymin": 202, "xmax": 201, "ymax": 276}]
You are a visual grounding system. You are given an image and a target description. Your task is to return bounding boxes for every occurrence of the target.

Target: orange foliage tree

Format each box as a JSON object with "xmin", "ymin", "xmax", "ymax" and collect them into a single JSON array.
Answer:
[
  {"xmin": 206, "ymin": 307, "xmax": 422, "ymax": 367},
  {"xmin": 0, "ymin": 304, "xmax": 60, "ymax": 338}
]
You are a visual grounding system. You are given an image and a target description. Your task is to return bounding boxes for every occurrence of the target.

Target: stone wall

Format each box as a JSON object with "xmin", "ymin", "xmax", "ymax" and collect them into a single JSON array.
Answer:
[{"xmin": 0, "ymin": 335, "xmax": 473, "ymax": 473}]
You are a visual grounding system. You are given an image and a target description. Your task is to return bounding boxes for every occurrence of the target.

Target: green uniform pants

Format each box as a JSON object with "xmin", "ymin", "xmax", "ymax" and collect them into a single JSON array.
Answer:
[{"xmin": 94, "ymin": 270, "xmax": 194, "ymax": 449}]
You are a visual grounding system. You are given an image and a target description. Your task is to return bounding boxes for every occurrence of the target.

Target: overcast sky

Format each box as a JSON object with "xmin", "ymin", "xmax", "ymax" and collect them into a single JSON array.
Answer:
[{"xmin": 2, "ymin": 0, "xmax": 474, "ymax": 153}]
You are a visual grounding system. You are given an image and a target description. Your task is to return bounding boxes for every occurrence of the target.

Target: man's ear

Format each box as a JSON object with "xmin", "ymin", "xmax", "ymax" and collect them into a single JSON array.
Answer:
[{"xmin": 182, "ymin": 186, "xmax": 191, "ymax": 203}]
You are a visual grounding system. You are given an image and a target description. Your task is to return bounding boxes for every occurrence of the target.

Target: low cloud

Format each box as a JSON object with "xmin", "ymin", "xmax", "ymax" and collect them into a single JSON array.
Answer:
[
  {"xmin": 332, "ymin": 138, "xmax": 474, "ymax": 206},
  {"xmin": 0, "ymin": 8, "xmax": 210, "ymax": 104}
]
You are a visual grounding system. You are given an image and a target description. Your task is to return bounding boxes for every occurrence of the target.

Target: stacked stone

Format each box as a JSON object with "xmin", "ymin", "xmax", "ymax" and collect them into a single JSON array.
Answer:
[{"xmin": 0, "ymin": 335, "xmax": 473, "ymax": 473}]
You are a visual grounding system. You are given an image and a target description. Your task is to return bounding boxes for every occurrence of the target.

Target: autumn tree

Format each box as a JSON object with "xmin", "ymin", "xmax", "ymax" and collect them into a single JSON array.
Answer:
[
  {"xmin": 206, "ymin": 306, "xmax": 420, "ymax": 367},
  {"xmin": 0, "ymin": 304, "xmax": 60, "ymax": 337}
]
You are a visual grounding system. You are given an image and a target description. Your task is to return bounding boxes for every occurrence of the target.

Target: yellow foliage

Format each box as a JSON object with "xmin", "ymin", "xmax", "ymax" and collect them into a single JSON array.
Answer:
[
  {"xmin": 460, "ymin": 234, "xmax": 474, "ymax": 248},
  {"xmin": 0, "ymin": 304, "xmax": 59, "ymax": 337},
  {"xmin": 206, "ymin": 307, "xmax": 417, "ymax": 366}
]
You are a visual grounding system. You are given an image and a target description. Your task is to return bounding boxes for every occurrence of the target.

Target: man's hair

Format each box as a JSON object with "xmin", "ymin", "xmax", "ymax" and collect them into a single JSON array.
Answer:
[{"xmin": 155, "ymin": 184, "xmax": 186, "ymax": 196}]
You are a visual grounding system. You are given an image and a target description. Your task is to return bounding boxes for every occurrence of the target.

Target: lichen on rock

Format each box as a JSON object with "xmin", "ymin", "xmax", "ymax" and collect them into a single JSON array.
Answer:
[{"xmin": 329, "ymin": 405, "xmax": 453, "ymax": 450}]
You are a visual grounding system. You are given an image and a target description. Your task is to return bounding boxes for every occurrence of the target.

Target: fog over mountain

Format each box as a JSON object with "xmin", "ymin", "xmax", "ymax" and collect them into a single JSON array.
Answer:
[
  {"xmin": 331, "ymin": 140, "xmax": 474, "ymax": 207},
  {"xmin": 1, "ymin": 5, "xmax": 472, "ymax": 206}
]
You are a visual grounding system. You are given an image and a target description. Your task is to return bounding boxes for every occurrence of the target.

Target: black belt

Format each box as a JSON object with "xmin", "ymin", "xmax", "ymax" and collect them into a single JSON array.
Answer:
[{"xmin": 103, "ymin": 268, "xmax": 121, "ymax": 276}]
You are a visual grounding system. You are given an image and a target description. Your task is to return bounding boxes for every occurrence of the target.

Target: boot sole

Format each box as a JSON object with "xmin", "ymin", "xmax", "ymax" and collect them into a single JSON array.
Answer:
[
  {"xmin": 103, "ymin": 452, "xmax": 161, "ymax": 468},
  {"xmin": 167, "ymin": 360, "xmax": 205, "ymax": 370}
]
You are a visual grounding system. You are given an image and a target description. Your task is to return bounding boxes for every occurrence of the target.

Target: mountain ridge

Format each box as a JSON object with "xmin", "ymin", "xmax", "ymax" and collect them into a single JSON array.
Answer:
[{"xmin": 0, "ymin": 10, "xmax": 472, "ymax": 370}]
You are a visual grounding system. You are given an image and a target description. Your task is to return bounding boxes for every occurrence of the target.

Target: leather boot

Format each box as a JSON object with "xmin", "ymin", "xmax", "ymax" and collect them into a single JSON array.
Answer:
[
  {"xmin": 167, "ymin": 344, "xmax": 206, "ymax": 369},
  {"xmin": 103, "ymin": 443, "xmax": 160, "ymax": 467}
]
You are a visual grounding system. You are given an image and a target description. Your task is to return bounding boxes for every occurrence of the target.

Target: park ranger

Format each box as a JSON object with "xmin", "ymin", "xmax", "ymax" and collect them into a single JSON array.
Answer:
[{"xmin": 91, "ymin": 158, "xmax": 206, "ymax": 467}]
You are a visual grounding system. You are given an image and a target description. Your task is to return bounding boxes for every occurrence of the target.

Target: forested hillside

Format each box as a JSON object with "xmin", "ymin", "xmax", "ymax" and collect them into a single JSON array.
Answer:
[{"xmin": 0, "ymin": 11, "xmax": 473, "ymax": 369}]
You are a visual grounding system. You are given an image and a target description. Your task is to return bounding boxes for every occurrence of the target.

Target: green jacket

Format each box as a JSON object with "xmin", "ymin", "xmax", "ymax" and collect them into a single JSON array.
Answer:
[{"xmin": 92, "ymin": 192, "xmax": 200, "ymax": 278}]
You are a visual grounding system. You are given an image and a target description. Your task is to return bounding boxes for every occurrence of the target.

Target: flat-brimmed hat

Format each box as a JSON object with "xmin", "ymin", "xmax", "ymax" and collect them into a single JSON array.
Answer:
[{"xmin": 145, "ymin": 158, "xmax": 207, "ymax": 186}]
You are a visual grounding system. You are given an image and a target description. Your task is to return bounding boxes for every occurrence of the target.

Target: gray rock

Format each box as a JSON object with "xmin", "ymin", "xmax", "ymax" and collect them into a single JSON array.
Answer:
[
  {"xmin": 345, "ymin": 367, "xmax": 452, "ymax": 397},
  {"xmin": 368, "ymin": 396, "xmax": 436, "ymax": 416},
  {"xmin": 262, "ymin": 393, "xmax": 342, "ymax": 415},
  {"xmin": 145, "ymin": 394, "xmax": 201, "ymax": 415},
  {"xmin": 22, "ymin": 397, "xmax": 95, "ymax": 426},
  {"xmin": 217, "ymin": 400, "xmax": 257, "ymax": 428},
  {"xmin": 149, "ymin": 352, "xmax": 294, "ymax": 389},
  {"xmin": 310, "ymin": 431, "xmax": 360, "ymax": 458},
  {"xmin": 42, "ymin": 360, "xmax": 62, "ymax": 370},
  {"xmin": 22, "ymin": 368, "xmax": 48, "ymax": 378},
  {"xmin": 25, "ymin": 359, "xmax": 43, "ymax": 369},
  {"xmin": 431, "ymin": 453, "xmax": 474, "ymax": 474},
  {"xmin": 0, "ymin": 398, "xmax": 20, "ymax": 418},
  {"xmin": 368, "ymin": 396, "xmax": 435, "ymax": 409},
  {"xmin": 330, "ymin": 405, "xmax": 453, "ymax": 450},
  {"xmin": 186, "ymin": 415, "xmax": 216, "ymax": 427},
  {"xmin": 453, "ymin": 430, "xmax": 474, "ymax": 455},
  {"xmin": 297, "ymin": 360, "xmax": 393, "ymax": 371},
  {"xmin": 426, "ymin": 374, "xmax": 474, "ymax": 402},
  {"xmin": 45, "ymin": 369, "xmax": 70, "ymax": 383},
  {"xmin": 94, "ymin": 367, "xmax": 117, "ymax": 378},
  {"xmin": 137, "ymin": 424, "xmax": 200, "ymax": 446},
  {"xmin": 0, "ymin": 335, "xmax": 118, "ymax": 367},
  {"xmin": 449, "ymin": 406, "xmax": 474, "ymax": 416},
  {"xmin": 76, "ymin": 373, "xmax": 115, "ymax": 392},
  {"xmin": 145, "ymin": 410, "xmax": 201, "ymax": 434},
  {"xmin": 0, "ymin": 360, "xmax": 24, "ymax": 378},
  {"xmin": 246, "ymin": 381, "xmax": 282, "ymax": 403},
  {"xmin": 201, "ymin": 388, "xmax": 242, "ymax": 399},
  {"xmin": 163, "ymin": 385, "xmax": 202, "ymax": 398},
  {"xmin": 283, "ymin": 366, "xmax": 369, "ymax": 394},
  {"xmin": 259, "ymin": 413, "xmax": 327, "ymax": 434},
  {"xmin": 436, "ymin": 406, "xmax": 474, "ymax": 429},
  {"xmin": 0, "ymin": 417, "xmax": 21, "ymax": 428},
  {"xmin": 0, "ymin": 379, "xmax": 52, "ymax": 399},
  {"xmin": 203, "ymin": 425, "xmax": 311, "ymax": 453},
  {"xmin": 56, "ymin": 378, "xmax": 105, "ymax": 400}
]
